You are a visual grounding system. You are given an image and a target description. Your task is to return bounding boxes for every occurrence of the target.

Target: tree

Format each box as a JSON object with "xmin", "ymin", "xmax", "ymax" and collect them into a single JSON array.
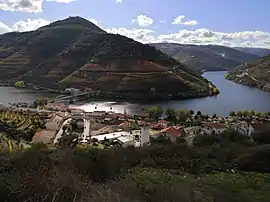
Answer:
[
  {"xmin": 175, "ymin": 109, "xmax": 189, "ymax": 123},
  {"xmin": 165, "ymin": 108, "xmax": 176, "ymax": 121},
  {"xmin": 196, "ymin": 111, "xmax": 202, "ymax": 116},
  {"xmin": 229, "ymin": 111, "xmax": 236, "ymax": 117},
  {"xmin": 15, "ymin": 81, "xmax": 25, "ymax": 88},
  {"xmin": 236, "ymin": 111, "xmax": 243, "ymax": 117},
  {"xmin": 189, "ymin": 110, "xmax": 194, "ymax": 115},
  {"xmin": 249, "ymin": 110, "xmax": 256, "ymax": 116},
  {"xmin": 148, "ymin": 106, "xmax": 163, "ymax": 120},
  {"xmin": 58, "ymin": 133, "xmax": 78, "ymax": 148},
  {"xmin": 212, "ymin": 114, "xmax": 217, "ymax": 119}
]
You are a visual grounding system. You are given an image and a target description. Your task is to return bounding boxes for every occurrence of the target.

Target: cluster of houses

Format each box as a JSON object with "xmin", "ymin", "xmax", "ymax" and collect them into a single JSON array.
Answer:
[
  {"xmin": 152, "ymin": 118, "xmax": 270, "ymax": 145},
  {"xmin": 30, "ymin": 102, "xmax": 270, "ymax": 148}
]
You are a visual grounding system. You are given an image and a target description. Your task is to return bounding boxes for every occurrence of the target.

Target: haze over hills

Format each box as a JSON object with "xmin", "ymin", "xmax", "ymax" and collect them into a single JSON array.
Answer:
[
  {"xmin": 228, "ymin": 54, "xmax": 270, "ymax": 92},
  {"xmin": 149, "ymin": 43, "xmax": 263, "ymax": 73},
  {"xmin": 234, "ymin": 47, "xmax": 270, "ymax": 57},
  {"xmin": 0, "ymin": 17, "xmax": 215, "ymax": 101}
]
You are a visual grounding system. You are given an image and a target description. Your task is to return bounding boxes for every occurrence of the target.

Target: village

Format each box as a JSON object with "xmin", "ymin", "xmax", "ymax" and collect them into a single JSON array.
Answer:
[{"xmin": 1, "ymin": 101, "xmax": 270, "ymax": 150}]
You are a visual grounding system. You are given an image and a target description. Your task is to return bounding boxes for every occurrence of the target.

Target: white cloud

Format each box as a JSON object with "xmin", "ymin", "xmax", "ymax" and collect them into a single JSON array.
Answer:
[
  {"xmin": 1, "ymin": 17, "xmax": 270, "ymax": 49},
  {"xmin": 0, "ymin": 0, "xmax": 76, "ymax": 12},
  {"xmin": 46, "ymin": 0, "xmax": 76, "ymax": 2},
  {"xmin": 106, "ymin": 27, "xmax": 270, "ymax": 49},
  {"xmin": 116, "ymin": 0, "xmax": 122, "ymax": 3},
  {"xmin": 12, "ymin": 18, "xmax": 50, "ymax": 32},
  {"xmin": 87, "ymin": 18, "xmax": 99, "ymax": 26},
  {"xmin": 172, "ymin": 15, "xmax": 198, "ymax": 26},
  {"xmin": 132, "ymin": 15, "xmax": 153, "ymax": 27},
  {"xmin": 0, "ymin": 21, "xmax": 13, "ymax": 34}
]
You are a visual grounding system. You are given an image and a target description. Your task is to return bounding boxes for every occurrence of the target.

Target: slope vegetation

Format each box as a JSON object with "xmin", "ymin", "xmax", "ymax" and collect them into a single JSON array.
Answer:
[
  {"xmin": 0, "ymin": 17, "xmax": 214, "ymax": 100},
  {"xmin": 150, "ymin": 43, "xmax": 259, "ymax": 73},
  {"xmin": 227, "ymin": 54, "xmax": 270, "ymax": 91}
]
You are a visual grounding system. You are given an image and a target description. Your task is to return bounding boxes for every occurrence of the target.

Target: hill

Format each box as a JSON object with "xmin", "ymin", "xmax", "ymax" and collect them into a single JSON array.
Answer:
[
  {"xmin": 234, "ymin": 47, "xmax": 270, "ymax": 57},
  {"xmin": 1, "ymin": 130, "xmax": 270, "ymax": 201},
  {"xmin": 149, "ymin": 43, "xmax": 259, "ymax": 73},
  {"xmin": 0, "ymin": 17, "xmax": 214, "ymax": 101},
  {"xmin": 227, "ymin": 54, "xmax": 270, "ymax": 91}
]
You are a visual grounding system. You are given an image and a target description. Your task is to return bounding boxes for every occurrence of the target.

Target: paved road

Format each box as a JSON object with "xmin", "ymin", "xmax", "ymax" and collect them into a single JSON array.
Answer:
[
  {"xmin": 53, "ymin": 118, "xmax": 72, "ymax": 144},
  {"xmin": 81, "ymin": 119, "xmax": 90, "ymax": 143}
]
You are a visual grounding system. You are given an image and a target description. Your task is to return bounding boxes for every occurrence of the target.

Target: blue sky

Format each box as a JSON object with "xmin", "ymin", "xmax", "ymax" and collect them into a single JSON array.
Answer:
[{"xmin": 0, "ymin": 0, "xmax": 270, "ymax": 48}]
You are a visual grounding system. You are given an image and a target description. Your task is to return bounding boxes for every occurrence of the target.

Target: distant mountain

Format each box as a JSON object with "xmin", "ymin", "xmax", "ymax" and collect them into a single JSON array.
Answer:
[
  {"xmin": 0, "ymin": 17, "xmax": 214, "ymax": 101},
  {"xmin": 149, "ymin": 43, "xmax": 260, "ymax": 72},
  {"xmin": 227, "ymin": 54, "xmax": 270, "ymax": 92},
  {"xmin": 234, "ymin": 47, "xmax": 270, "ymax": 57}
]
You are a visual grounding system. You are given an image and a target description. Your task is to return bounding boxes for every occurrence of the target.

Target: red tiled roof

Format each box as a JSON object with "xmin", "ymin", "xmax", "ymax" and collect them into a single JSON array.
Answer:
[
  {"xmin": 251, "ymin": 122, "xmax": 270, "ymax": 132},
  {"xmin": 158, "ymin": 120, "xmax": 168, "ymax": 124},
  {"xmin": 151, "ymin": 123, "xmax": 165, "ymax": 130},
  {"xmin": 205, "ymin": 123, "xmax": 227, "ymax": 129},
  {"xmin": 161, "ymin": 126, "xmax": 180, "ymax": 137}
]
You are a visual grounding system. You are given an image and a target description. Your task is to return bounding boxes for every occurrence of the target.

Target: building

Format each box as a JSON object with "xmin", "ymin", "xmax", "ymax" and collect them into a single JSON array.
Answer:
[
  {"xmin": 230, "ymin": 121, "xmax": 250, "ymax": 136},
  {"xmin": 32, "ymin": 130, "xmax": 56, "ymax": 144},
  {"xmin": 117, "ymin": 136, "xmax": 135, "ymax": 147},
  {"xmin": 184, "ymin": 126, "xmax": 201, "ymax": 136},
  {"xmin": 203, "ymin": 123, "xmax": 227, "ymax": 135},
  {"xmin": 141, "ymin": 126, "xmax": 150, "ymax": 145},
  {"xmin": 158, "ymin": 126, "xmax": 185, "ymax": 143},
  {"xmin": 249, "ymin": 122, "xmax": 270, "ymax": 136}
]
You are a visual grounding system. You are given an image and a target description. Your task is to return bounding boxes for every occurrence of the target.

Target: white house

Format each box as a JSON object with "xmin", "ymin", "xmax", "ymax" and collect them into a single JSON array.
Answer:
[
  {"xmin": 230, "ymin": 121, "xmax": 250, "ymax": 136},
  {"xmin": 184, "ymin": 126, "xmax": 201, "ymax": 136},
  {"xmin": 117, "ymin": 136, "xmax": 135, "ymax": 147},
  {"xmin": 203, "ymin": 123, "xmax": 227, "ymax": 135}
]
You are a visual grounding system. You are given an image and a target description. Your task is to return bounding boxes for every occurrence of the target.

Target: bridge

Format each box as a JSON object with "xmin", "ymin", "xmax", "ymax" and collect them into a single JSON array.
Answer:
[{"xmin": 51, "ymin": 92, "xmax": 90, "ymax": 102}]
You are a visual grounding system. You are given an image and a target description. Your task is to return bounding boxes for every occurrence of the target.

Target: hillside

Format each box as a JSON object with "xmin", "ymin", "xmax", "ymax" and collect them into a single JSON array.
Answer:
[
  {"xmin": 149, "ymin": 43, "xmax": 259, "ymax": 73},
  {"xmin": 2, "ymin": 130, "xmax": 270, "ymax": 202},
  {"xmin": 0, "ymin": 17, "xmax": 214, "ymax": 101},
  {"xmin": 227, "ymin": 54, "xmax": 270, "ymax": 91},
  {"xmin": 234, "ymin": 47, "xmax": 270, "ymax": 57}
]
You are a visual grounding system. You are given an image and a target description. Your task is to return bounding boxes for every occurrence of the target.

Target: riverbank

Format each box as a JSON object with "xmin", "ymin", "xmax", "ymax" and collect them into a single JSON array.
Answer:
[{"xmin": 225, "ymin": 73, "xmax": 270, "ymax": 92}]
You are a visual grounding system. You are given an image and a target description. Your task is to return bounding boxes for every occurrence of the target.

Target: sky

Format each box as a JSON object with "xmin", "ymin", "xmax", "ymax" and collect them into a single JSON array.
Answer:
[{"xmin": 0, "ymin": 0, "xmax": 270, "ymax": 48}]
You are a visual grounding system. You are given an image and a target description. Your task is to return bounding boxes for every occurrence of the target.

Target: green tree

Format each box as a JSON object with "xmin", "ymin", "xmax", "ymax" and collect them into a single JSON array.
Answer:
[
  {"xmin": 148, "ymin": 106, "xmax": 163, "ymax": 120},
  {"xmin": 212, "ymin": 114, "xmax": 217, "ymax": 119},
  {"xmin": 165, "ymin": 108, "xmax": 176, "ymax": 121},
  {"xmin": 175, "ymin": 109, "xmax": 189, "ymax": 123},
  {"xmin": 229, "ymin": 111, "xmax": 236, "ymax": 117},
  {"xmin": 15, "ymin": 81, "xmax": 25, "ymax": 88},
  {"xmin": 196, "ymin": 111, "xmax": 202, "ymax": 116},
  {"xmin": 236, "ymin": 111, "xmax": 243, "ymax": 117},
  {"xmin": 189, "ymin": 110, "xmax": 194, "ymax": 115},
  {"xmin": 249, "ymin": 110, "xmax": 256, "ymax": 116}
]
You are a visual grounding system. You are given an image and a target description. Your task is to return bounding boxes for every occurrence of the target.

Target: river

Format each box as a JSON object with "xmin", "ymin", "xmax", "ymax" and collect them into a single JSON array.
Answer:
[{"xmin": 1, "ymin": 71, "xmax": 270, "ymax": 116}]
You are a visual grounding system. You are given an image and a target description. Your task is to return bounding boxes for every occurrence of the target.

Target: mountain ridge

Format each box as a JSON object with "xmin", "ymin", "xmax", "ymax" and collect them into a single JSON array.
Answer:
[
  {"xmin": 149, "ymin": 43, "xmax": 264, "ymax": 73},
  {"xmin": 0, "ymin": 17, "xmax": 215, "ymax": 101}
]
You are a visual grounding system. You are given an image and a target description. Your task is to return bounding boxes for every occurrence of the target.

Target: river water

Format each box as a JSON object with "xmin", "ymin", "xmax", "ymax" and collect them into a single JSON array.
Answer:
[{"xmin": 1, "ymin": 71, "xmax": 270, "ymax": 116}]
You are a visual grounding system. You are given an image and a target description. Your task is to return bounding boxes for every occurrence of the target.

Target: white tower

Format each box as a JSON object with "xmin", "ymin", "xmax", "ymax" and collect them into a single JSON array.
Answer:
[{"xmin": 140, "ymin": 126, "xmax": 150, "ymax": 146}]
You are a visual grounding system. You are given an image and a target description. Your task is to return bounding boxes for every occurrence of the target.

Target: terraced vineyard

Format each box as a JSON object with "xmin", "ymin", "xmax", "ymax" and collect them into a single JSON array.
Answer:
[{"xmin": 0, "ymin": 110, "xmax": 47, "ymax": 151}]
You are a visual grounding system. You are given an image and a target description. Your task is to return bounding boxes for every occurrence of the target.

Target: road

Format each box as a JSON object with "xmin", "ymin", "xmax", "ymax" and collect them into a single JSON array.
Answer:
[
  {"xmin": 53, "ymin": 118, "xmax": 72, "ymax": 144},
  {"xmin": 81, "ymin": 119, "xmax": 90, "ymax": 143}
]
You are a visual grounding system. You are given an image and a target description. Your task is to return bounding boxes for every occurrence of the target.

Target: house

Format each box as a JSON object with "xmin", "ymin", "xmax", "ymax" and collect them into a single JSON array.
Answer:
[
  {"xmin": 151, "ymin": 123, "xmax": 165, "ymax": 130},
  {"xmin": 158, "ymin": 120, "xmax": 169, "ymax": 127},
  {"xmin": 229, "ymin": 121, "xmax": 250, "ymax": 136},
  {"xmin": 203, "ymin": 123, "xmax": 227, "ymax": 135},
  {"xmin": 249, "ymin": 122, "xmax": 270, "ymax": 136},
  {"xmin": 184, "ymin": 126, "xmax": 201, "ymax": 135},
  {"xmin": 32, "ymin": 130, "xmax": 56, "ymax": 144},
  {"xmin": 159, "ymin": 126, "xmax": 185, "ymax": 143},
  {"xmin": 117, "ymin": 136, "xmax": 135, "ymax": 147}
]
